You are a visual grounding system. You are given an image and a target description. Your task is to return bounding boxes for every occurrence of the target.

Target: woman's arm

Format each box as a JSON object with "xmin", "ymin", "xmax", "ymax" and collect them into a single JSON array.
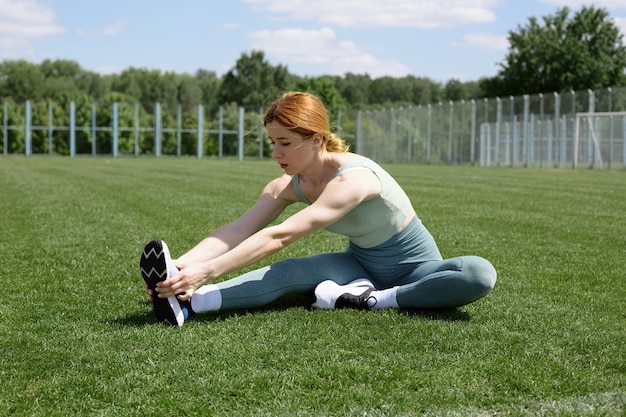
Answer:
[
  {"xmin": 158, "ymin": 169, "xmax": 382, "ymax": 300},
  {"xmin": 175, "ymin": 174, "xmax": 295, "ymax": 267}
]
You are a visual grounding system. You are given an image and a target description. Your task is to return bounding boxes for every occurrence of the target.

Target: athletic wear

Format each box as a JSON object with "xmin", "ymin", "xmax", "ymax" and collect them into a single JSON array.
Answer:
[
  {"xmin": 312, "ymin": 278, "xmax": 375, "ymax": 310},
  {"xmin": 140, "ymin": 239, "xmax": 193, "ymax": 327},
  {"xmin": 201, "ymin": 218, "xmax": 495, "ymax": 312},
  {"xmin": 182, "ymin": 156, "xmax": 496, "ymax": 315},
  {"xmin": 292, "ymin": 156, "xmax": 413, "ymax": 248}
]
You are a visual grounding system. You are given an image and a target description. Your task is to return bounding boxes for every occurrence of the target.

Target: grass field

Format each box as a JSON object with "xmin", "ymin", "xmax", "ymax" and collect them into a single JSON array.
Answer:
[{"xmin": 0, "ymin": 156, "xmax": 624, "ymax": 416}]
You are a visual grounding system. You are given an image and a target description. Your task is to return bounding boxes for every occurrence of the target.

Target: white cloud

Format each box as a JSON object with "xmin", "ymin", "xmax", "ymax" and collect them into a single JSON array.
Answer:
[
  {"xmin": 0, "ymin": 0, "xmax": 63, "ymax": 59},
  {"xmin": 249, "ymin": 27, "xmax": 411, "ymax": 77},
  {"xmin": 461, "ymin": 33, "xmax": 509, "ymax": 51},
  {"xmin": 103, "ymin": 19, "xmax": 130, "ymax": 36},
  {"xmin": 244, "ymin": 0, "xmax": 499, "ymax": 28},
  {"xmin": 78, "ymin": 19, "xmax": 130, "ymax": 37},
  {"xmin": 0, "ymin": 0, "xmax": 64, "ymax": 37}
]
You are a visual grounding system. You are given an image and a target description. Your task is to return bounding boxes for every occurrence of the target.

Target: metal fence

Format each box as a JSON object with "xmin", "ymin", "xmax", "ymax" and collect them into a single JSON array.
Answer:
[
  {"xmin": 2, "ymin": 86, "xmax": 626, "ymax": 169},
  {"xmin": 349, "ymin": 86, "xmax": 626, "ymax": 169}
]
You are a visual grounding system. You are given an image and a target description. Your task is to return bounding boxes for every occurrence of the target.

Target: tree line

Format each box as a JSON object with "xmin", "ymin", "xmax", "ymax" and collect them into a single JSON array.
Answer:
[
  {"xmin": 1, "ymin": 6, "xmax": 624, "ymax": 110},
  {"xmin": 1, "ymin": 5, "xmax": 625, "ymax": 157}
]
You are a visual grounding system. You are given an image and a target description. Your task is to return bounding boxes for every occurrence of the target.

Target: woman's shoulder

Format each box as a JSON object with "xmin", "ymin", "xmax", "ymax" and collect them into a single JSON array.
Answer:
[
  {"xmin": 264, "ymin": 174, "xmax": 299, "ymax": 202},
  {"xmin": 333, "ymin": 152, "xmax": 370, "ymax": 167}
]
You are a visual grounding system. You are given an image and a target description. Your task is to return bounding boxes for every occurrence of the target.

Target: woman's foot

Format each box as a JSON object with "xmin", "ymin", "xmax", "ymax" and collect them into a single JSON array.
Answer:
[
  {"xmin": 140, "ymin": 239, "xmax": 193, "ymax": 327},
  {"xmin": 312, "ymin": 278, "xmax": 377, "ymax": 310}
]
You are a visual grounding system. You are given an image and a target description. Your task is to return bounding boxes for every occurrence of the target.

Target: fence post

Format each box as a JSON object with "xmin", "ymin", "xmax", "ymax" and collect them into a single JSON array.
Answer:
[
  {"xmin": 69, "ymin": 102, "xmax": 75, "ymax": 157},
  {"xmin": 588, "ymin": 89, "xmax": 600, "ymax": 168},
  {"xmin": 622, "ymin": 116, "xmax": 626, "ymax": 167},
  {"xmin": 407, "ymin": 106, "xmax": 413, "ymax": 163},
  {"xmin": 495, "ymin": 97, "xmax": 502, "ymax": 166},
  {"xmin": 91, "ymin": 104, "xmax": 97, "ymax": 156},
  {"xmin": 3, "ymin": 101, "xmax": 7, "ymax": 155},
  {"xmin": 25, "ymin": 100, "xmax": 31, "ymax": 156},
  {"xmin": 470, "ymin": 100, "xmax": 476, "ymax": 164},
  {"xmin": 427, "ymin": 104, "xmax": 432, "ymax": 163},
  {"xmin": 448, "ymin": 101, "xmax": 454, "ymax": 163},
  {"xmin": 134, "ymin": 104, "xmax": 139, "ymax": 156},
  {"xmin": 258, "ymin": 107, "xmax": 264, "ymax": 158},
  {"xmin": 48, "ymin": 101, "xmax": 53, "ymax": 155},
  {"xmin": 539, "ymin": 93, "xmax": 544, "ymax": 167},
  {"xmin": 553, "ymin": 92, "xmax": 560, "ymax": 167},
  {"xmin": 112, "ymin": 103, "xmax": 119, "ymax": 158},
  {"xmin": 218, "ymin": 105, "xmax": 224, "ymax": 158},
  {"xmin": 177, "ymin": 105, "xmax": 182, "ymax": 157},
  {"xmin": 155, "ymin": 102, "xmax": 161, "ymax": 156},
  {"xmin": 197, "ymin": 105, "xmax": 203, "ymax": 159},
  {"xmin": 560, "ymin": 115, "xmax": 567, "ymax": 167},
  {"xmin": 523, "ymin": 95, "xmax": 529, "ymax": 167},
  {"xmin": 390, "ymin": 107, "xmax": 397, "ymax": 163},
  {"xmin": 355, "ymin": 110, "xmax": 363, "ymax": 155},
  {"xmin": 512, "ymin": 114, "xmax": 518, "ymax": 166},
  {"xmin": 608, "ymin": 87, "xmax": 613, "ymax": 169},
  {"xmin": 238, "ymin": 106, "xmax": 244, "ymax": 161}
]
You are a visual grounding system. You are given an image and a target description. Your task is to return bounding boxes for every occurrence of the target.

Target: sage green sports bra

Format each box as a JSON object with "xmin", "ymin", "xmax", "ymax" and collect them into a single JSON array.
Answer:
[{"xmin": 291, "ymin": 156, "xmax": 414, "ymax": 248}]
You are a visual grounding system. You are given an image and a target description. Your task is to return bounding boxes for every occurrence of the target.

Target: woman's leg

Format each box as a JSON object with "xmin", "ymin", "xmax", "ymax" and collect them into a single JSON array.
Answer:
[
  {"xmin": 194, "ymin": 252, "xmax": 370, "ymax": 311},
  {"xmin": 393, "ymin": 256, "xmax": 496, "ymax": 309}
]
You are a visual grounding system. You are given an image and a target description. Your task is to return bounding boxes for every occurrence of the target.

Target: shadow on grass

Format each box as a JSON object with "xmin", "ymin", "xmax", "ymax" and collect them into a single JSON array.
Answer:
[{"xmin": 113, "ymin": 295, "xmax": 471, "ymax": 327}]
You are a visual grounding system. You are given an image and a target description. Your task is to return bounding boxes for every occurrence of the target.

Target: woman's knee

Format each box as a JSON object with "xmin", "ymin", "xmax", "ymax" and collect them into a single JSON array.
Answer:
[{"xmin": 463, "ymin": 255, "xmax": 497, "ymax": 294}]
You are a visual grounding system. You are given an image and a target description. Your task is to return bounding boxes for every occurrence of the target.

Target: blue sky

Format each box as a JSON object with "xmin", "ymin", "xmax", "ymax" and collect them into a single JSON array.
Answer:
[{"xmin": 1, "ymin": 0, "xmax": 625, "ymax": 82}]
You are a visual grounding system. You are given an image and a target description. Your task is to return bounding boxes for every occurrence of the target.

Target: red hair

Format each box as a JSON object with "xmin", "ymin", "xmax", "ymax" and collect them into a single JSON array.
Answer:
[{"xmin": 264, "ymin": 92, "xmax": 349, "ymax": 152}]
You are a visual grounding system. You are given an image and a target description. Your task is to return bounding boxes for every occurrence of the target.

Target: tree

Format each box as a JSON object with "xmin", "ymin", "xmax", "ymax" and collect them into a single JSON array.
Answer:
[
  {"xmin": 217, "ymin": 50, "xmax": 294, "ymax": 109},
  {"xmin": 295, "ymin": 76, "xmax": 346, "ymax": 111},
  {"xmin": 369, "ymin": 76, "xmax": 414, "ymax": 106},
  {"xmin": 444, "ymin": 79, "xmax": 466, "ymax": 101},
  {"xmin": 484, "ymin": 6, "xmax": 626, "ymax": 97},
  {"xmin": 0, "ymin": 60, "xmax": 44, "ymax": 102},
  {"xmin": 408, "ymin": 76, "xmax": 443, "ymax": 106},
  {"xmin": 194, "ymin": 69, "xmax": 220, "ymax": 111},
  {"xmin": 334, "ymin": 73, "xmax": 372, "ymax": 108}
]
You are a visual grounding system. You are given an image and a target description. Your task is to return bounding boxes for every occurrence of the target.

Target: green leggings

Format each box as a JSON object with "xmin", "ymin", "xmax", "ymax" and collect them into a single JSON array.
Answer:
[{"xmin": 216, "ymin": 218, "xmax": 496, "ymax": 310}]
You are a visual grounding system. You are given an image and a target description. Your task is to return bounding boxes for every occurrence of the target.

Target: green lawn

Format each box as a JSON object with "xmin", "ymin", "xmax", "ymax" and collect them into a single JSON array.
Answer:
[{"xmin": 0, "ymin": 156, "xmax": 624, "ymax": 416}]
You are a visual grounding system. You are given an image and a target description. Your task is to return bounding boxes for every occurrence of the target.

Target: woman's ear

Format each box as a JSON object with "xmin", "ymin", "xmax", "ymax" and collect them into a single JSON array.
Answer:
[{"xmin": 312, "ymin": 133, "xmax": 323, "ymax": 147}]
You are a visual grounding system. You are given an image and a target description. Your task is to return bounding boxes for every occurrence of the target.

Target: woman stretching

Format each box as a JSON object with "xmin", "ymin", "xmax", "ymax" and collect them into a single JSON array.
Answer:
[{"xmin": 140, "ymin": 91, "xmax": 496, "ymax": 327}]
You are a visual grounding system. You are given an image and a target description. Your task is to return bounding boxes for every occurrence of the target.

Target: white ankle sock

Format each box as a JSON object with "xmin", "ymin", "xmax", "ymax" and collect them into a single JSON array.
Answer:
[
  {"xmin": 191, "ymin": 284, "xmax": 222, "ymax": 312},
  {"xmin": 369, "ymin": 287, "xmax": 399, "ymax": 310}
]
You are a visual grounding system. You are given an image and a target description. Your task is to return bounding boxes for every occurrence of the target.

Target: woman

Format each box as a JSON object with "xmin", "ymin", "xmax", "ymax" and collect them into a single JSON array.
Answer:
[{"xmin": 140, "ymin": 91, "xmax": 496, "ymax": 327}]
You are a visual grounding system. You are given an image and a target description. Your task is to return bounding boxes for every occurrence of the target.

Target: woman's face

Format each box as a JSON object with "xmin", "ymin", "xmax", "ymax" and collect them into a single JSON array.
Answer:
[{"xmin": 266, "ymin": 121, "xmax": 313, "ymax": 174}]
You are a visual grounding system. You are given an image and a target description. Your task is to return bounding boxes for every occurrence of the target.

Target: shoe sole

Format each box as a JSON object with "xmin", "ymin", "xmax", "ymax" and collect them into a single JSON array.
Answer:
[{"xmin": 140, "ymin": 240, "xmax": 184, "ymax": 327}]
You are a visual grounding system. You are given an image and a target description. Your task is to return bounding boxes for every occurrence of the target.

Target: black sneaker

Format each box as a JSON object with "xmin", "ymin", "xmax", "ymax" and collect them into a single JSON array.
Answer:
[
  {"xmin": 312, "ymin": 279, "xmax": 377, "ymax": 310},
  {"xmin": 335, "ymin": 287, "xmax": 377, "ymax": 310},
  {"xmin": 140, "ymin": 239, "xmax": 193, "ymax": 327}
]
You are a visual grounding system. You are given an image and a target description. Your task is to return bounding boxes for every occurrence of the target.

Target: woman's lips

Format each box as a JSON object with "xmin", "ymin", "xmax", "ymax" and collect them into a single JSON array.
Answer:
[{"xmin": 280, "ymin": 163, "xmax": 288, "ymax": 169}]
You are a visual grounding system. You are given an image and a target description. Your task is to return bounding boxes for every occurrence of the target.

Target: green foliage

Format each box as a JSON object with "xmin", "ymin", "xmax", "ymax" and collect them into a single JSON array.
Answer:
[
  {"xmin": 0, "ymin": 158, "xmax": 624, "ymax": 416},
  {"xmin": 0, "ymin": 60, "xmax": 44, "ymax": 102},
  {"xmin": 0, "ymin": 98, "xmax": 25, "ymax": 153},
  {"xmin": 218, "ymin": 50, "xmax": 295, "ymax": 109},
  {"xmin": 484, "ymin": 6, "xmax": 626, "ymax": 97},
  {"xmin": 295, "ymin": 76, "xmax": 346, "ymax": 111}
]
